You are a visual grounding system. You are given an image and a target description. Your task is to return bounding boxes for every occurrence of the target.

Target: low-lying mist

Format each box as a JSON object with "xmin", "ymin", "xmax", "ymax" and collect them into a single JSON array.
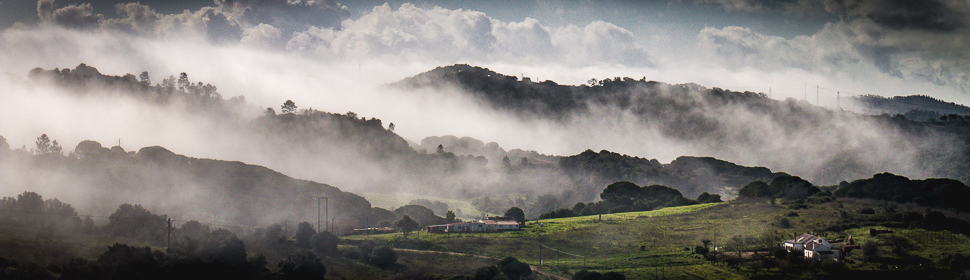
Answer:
[{"xmin": 2, "ymin": 22, "xmax": 967, "ymax": 226}]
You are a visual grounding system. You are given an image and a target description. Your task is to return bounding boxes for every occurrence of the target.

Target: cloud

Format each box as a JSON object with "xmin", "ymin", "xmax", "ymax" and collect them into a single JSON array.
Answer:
[
  {"xmin": 821, "ymin": 0, "xmax": 967, "ymax": 31},
  {"xmin": 288, "ymin": 3, "xmax": 652, "ymax": 67},
  {"xmin": 700, "ymin": 0, "xmax": 970, "ymax": 92},
  {"xmin": 32, "ymin": 0, "xmax": 347, "ymax": 45},
  {"xmin": 37, "ymin": 0, "xmax": 102, "ymax": 30},
  {"xmin": 696, "ymin": 0, "xmax": 768, "ymax": 13},
  {"xmin": 240, "ymin": 23, "xmax": 282, "ymax": 48}
]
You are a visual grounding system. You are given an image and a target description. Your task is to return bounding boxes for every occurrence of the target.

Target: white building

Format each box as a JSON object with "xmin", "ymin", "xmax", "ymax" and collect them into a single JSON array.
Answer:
[
  {"xmin": 783, "ymin": 233, "xmax": 841, "ymax": 260},
  {"xmin": 427, "ymin": 217, "xmax": 520, "ymax": 233}
]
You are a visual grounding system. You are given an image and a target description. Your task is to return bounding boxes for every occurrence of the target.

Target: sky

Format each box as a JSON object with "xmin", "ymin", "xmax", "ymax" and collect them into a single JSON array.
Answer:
[{"xmin": 1, "ymin": 0, "xmax": 969, "ymax": 159}]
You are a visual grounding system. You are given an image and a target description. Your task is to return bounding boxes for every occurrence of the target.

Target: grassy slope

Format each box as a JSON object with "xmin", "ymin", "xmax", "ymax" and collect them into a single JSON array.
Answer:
[{"xmin": 348, "ymin": 199, "xmax": 970, "ymax": 279}]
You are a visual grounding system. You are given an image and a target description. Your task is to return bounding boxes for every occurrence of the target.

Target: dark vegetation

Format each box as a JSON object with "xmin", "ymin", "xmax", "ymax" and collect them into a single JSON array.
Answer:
[
  {"xmin": 834, "ymin": 172, "xmax": 970, "ymax": 212},
  {"xmin": 538, "ymin": 181, "xmax": 721, "ymax": 219}
]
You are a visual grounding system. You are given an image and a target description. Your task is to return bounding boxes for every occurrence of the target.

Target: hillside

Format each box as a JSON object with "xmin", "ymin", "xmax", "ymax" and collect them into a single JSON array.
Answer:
[
  {"xmin": 0, "ymin": 140, "xmax": 371, "ymax": 229},
  {"xmin": 851, "ymin": 94, "xmax": 970, "ymax": 120},
  {"xmin": 396, "ymin": 64, "xmax": 970, "ymax": 186},
  {"xmin": 348, "ymin": 198, "xmax": 970, "ymax": 279}
]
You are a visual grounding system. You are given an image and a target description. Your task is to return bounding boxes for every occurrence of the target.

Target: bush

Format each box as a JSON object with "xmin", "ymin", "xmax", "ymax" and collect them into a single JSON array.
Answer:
[
  {"xmin": 694, "ymin": 245, "xmax": 709, "ymax": 255},
  {"xmin": 778, "ymin": 218, "xmax": 791, "ymax": 228},
  {"xmin": 310, "ymin": 231, "xmax": 339, "ymax": 256},
  {"xmin": 858, "ymin": 207, "xmax": 876, "ymax": 214},
  {"xmin": 295, "ymin": 222, "xmax": 316, "ymax": 249},
  {"xmin": 277, "ymin": 250, "xmax": 327, "ymax": 279},
  {"xmin": 472, "ymin": 265, "xmax": 499, "ymax": 280},
  {"xmin": 366, "ymin": 245, "xmax": 397, "ymax": 268},
  {"xmin": 498, "ymin": 257, "xmax": 532, "ymax": 280}
]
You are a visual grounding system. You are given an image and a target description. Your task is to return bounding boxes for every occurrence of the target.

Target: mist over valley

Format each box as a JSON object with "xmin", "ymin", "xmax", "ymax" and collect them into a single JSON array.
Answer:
[{"xmin": 2, "ymin": 0, "xmax": 970, "ymax": 279}]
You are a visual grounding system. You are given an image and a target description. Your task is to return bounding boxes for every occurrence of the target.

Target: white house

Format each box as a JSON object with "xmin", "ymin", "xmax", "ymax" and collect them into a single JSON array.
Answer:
[
  {"xmin": 427, "ymin": 217, "xmax": 521, "ymax": 233},
  {"xmin": 783, "ymin": 233, "xmax": 840, "ymax": 260}
]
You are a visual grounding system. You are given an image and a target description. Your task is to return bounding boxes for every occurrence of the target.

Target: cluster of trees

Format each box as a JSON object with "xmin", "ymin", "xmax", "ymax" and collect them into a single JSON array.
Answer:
[
  {"xmin": 559, "ymin": 150, "xmax": 786, "ymax": 204},
  {"xmin": 833, "ymin": 172, "xmax": 970, "ymax": 212},
  {"xmin": 737, "ymin": 175, "xmax": 821, "ymax": 200},
  {"xmin": 0, "ymin": 191, "xmax": 93, "ymax": 234},
  {"xmin": 27, "ymin": 64, "xmax": 246, "ymax": 119},
  {"xmin": 538, "ymin": 181, "xmax": 721, "ymax": 219}
]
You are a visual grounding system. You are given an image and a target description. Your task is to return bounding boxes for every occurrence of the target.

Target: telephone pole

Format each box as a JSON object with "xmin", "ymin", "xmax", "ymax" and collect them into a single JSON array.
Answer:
[
  {"xmin": 166, "ymin": 218, "xmax": 172, "ymax": 248},
  {"xmin": 317, "ymin": 197, "xmax": 329, "ymax": 232}
]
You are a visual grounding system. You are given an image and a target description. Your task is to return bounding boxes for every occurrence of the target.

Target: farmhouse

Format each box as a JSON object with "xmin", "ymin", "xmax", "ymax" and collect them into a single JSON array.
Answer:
[
  {"xmin": 427, "ymin": 216, "xmax": 521, "ymax": 233},
  {"xmin": 783, "ymin": 233, "xmax": 841, "ymax": 260}
]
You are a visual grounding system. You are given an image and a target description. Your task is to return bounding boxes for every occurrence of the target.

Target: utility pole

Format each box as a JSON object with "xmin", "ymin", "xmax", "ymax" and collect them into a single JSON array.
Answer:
[
  {"xmin": 539, "ymin": 243, "xmax": 542, "ymax": 265},
  {"xmin": 317, "ymin": 197, "xmax": 321, "ymax": 232},
  {"xmin": 837, "ymin": 91, "xmax": 840, "ymax": 111},
  {"xmin": 316, "ymin": 197, "xmax": 329, "ymax": 232},
  {"xmin": 166, "ymin": 218, "xmax": 172, "ymax": 248}
]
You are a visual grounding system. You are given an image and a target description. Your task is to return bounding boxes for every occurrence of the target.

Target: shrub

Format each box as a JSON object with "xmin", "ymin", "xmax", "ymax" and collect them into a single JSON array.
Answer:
[{"xmin": 310, "ymin": 231, "xmax": 339, "ymax": 256}]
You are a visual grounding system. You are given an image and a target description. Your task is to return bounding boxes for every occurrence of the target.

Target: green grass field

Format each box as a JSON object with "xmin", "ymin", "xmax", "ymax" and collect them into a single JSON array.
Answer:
[{"xmin": 347, "ymin": 198, "xmax": 970, "ymax": 279}]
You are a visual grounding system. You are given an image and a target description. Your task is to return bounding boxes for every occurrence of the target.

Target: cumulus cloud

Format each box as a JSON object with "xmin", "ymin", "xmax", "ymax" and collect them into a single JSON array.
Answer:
[
  {"xmin": 697, "ymin": 0, "xmax": 769, "ymax": 13},
  {"xmin": 700, "ymin": 0, "xmax": 970, "ymax": 92},
  {"xmin": 241, "ymin": 23, "xmax": 282, "ymax": 48},
  {"xmin": 28, "ymin": 1, "xmax": 651, "ymax": 67},
  {"xmin": 32, "ymin": 0, "xmax": 347, "ymax": 45},
  {"xmin": 37, "ymin": 0, "xmax": 102, "ymax": 30},
  {"xmin": 287, "ymin": 3, "xmax": 652, "ymax": 67},
  {"xmin": 215, "ymin": 0, "xmax": 349, "ymax": 32}
]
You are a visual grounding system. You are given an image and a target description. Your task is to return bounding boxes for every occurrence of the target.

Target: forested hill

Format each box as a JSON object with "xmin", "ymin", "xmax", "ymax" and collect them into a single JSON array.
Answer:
[
  {"xmin": 28, "ymin": 63, "xmax": 252, "ymax": 120},
  {"xmin": 851, "ymin": 94, "xmax": 970, "ymax": 121},
  {"xmin": 0, "ymin": 140, "xmax": 372, "ymax": 228},
  {"xmin": 396, "ymin": 64, "xmax": 970, "ymax": 186},
  {"xmin": 393, "ymin": 64, "xmax": 770, "ymax": 124}
]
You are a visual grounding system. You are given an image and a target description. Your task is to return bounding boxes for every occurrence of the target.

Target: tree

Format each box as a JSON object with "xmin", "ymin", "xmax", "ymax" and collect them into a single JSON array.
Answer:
[
  {"xmin": 0, "ymin": 135, "xmax": 9, "ymax": 153},
  {"xmin": 498, "ymin": 256, "xmax": 532, "ymax": 280},
  {"xmin": 74, "ymin": 140, "xmax": 104, "ymax": 160},
  {"xmin": 264, "ymin": 107, "xmax": 276, "ymax": 116},
  {"xmin": 367, "ymin": 245, "xmax": 397, "ymax": 267},
  {"xmin": 446, "ymin": 210, "xmax": 457, "ymax": 223},
  {"xmin": 295, "ymin": 222, "xmax": 316, "ymax": 248},
  {"xmin": 503, "ymin": 207, "xmax": 525, "ymax": 224},
  {"xmin": 138, "ymin": 71, "xmax": 150, "ymax": 85},
  {"xmin": 277, "ymin": 250, "xmax": 327, "ymax": 279},
  {"xmin": 310, "ymin": 231, "xmax": 339, "ymax": 256},
  {"xmin": 177, "ymin": 72, "xmax": 189, "ymax": 92},
  {"xmin": 436, "ymin": 144, "xmax": 444, "ymax": 153},
  {"xmin": 394, "ymin": 215, "xmax": 419, "ymax": 239},
  {"xmin": 281, "ymin": 100, "xmax": 297, "ymax": 114},
  {"xmin": 176, "ymin": 72, "xmax": 189, "ymax": 92},
  {"xmin": 473, "ymin": 265, "xmax": 499, "ymax": 280},
  {"xmin": 35, "ymin": 133, "xmax": 62, "ymax": 155},
  {"xmin": 346, "ymin": 111, "xmax": 358, "ymax": 119},
  {"xmin": 388, "ymin": 122, "xmax": 395, "ymax": 131}
]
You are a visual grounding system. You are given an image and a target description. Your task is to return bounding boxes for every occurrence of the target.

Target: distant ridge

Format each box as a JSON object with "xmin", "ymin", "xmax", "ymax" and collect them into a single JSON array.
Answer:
[{"xmin": 852, "ymin": 94, "xmax": 970, "ymax": 121}]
